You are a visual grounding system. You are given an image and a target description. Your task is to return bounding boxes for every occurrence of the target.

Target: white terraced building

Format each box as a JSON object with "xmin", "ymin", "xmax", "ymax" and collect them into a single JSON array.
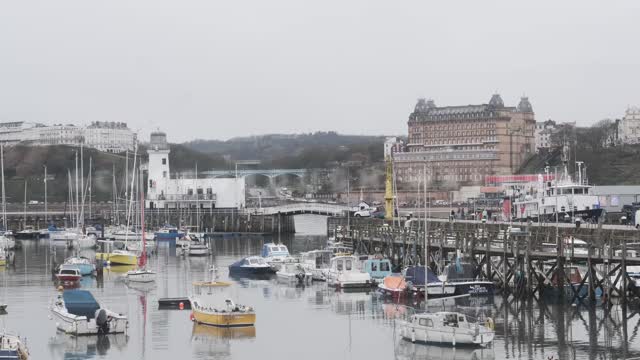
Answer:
[
  {"xmin": 0, "ymin": 121, "xmax": 136, "ymax": 152},
  {"xmin": 145, "ymin": 131, "xmax": 245, "ymax": 209},
  {"xmin": 621, "ymin": 107, "xmax": 640, "ymax": 145}
]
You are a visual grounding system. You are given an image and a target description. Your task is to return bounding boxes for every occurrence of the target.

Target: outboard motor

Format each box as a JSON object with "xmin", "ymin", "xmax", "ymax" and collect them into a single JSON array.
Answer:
[
  {"xmin": 95, "ymin": 309, "xmax": 110, "ymax": 334},
  {"xmin": 295, "ymin": 271, "xmax": 306, "ymax": 284}
]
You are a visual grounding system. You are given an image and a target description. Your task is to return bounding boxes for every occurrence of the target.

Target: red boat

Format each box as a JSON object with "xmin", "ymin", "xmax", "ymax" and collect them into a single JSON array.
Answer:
[{"xmin": 55, "ymin": 266, "xmax": 82, "ymax": 282}]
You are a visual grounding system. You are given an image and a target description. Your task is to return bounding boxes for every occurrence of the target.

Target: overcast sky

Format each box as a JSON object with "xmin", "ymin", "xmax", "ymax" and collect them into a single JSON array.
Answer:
[{"xmin": 1, "ymin": 1, "xmax": 639, "ymax": 142}]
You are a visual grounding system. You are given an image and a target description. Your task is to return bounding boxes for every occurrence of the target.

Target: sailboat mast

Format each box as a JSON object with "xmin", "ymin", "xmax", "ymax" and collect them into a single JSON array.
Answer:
[
  {"xmin": 75, "ymin": 151, "xmax": 79, "ymax": 228},
  {"xmin": 80, "ymin": 141, "xmax": 84, "ymax": 226},
  {"xmin": 23, "ymin": 180, "xmax": 27, "ymax": 229},
  {"xmin": 88, "ymin": 157, "xmax": 92, "ymax": 221},
  {"xmin": 44, "ymin": 165, "xmax": 47, "ymax": 225},
  {"xmin": 423, "ymin": 164, "xmax": 428, "ymax": 302},
  {"xmin": 140, "ymin": 165, "xmax": 146, "ymax": 267},
  {"xmin": 1, "ymin": 145, "xmax": 5, "ymax": 230},
  {"xmin": 195, "ymin": 162, "xmax": 199, "ymax": 233},
  {"xmin": 124, "ymin": 143, "xmax": 138, "ymax": 245}
]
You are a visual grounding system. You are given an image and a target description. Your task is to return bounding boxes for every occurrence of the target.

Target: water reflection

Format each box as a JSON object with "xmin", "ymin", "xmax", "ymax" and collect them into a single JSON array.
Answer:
[
  {"xmin": 394, "ymin": 342, "xmax": 495, "ymax": 360},
  {"xmin": 191, "ymin": 324, "xmax": 256, "ymax": 359},
  {"xmin": 47, "ymin": 333, "xmax": 128, "ymax": 359}
]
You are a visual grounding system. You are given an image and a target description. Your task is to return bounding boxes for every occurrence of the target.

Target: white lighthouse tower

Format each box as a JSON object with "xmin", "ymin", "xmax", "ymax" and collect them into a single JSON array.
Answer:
[{"xmin": 147, "ymin": 131, "xmax": 170, "ymax": 208}]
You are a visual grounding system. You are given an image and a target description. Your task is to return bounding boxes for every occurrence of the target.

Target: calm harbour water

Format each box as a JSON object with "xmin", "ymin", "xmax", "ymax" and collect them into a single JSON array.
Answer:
[{"xmin": 1, "ymin": 214, "xmax": 639, "ymax": 360}]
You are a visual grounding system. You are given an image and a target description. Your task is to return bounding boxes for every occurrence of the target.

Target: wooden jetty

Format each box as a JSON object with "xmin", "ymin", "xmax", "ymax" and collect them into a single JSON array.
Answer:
[{"xmin": 328, "ymin": 217, "xmax": 640, "ymax": 303}]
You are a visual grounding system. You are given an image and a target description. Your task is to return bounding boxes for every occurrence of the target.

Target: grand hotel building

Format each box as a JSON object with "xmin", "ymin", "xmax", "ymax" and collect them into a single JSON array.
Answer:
[{"xmin": 394, "ymin": 94, "xmax": 536, "ymax": 186}]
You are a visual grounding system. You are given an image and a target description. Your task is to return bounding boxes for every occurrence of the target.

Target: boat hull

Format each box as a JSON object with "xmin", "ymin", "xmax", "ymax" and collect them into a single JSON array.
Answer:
[
  {"xmin": 399, "ymin": 322, "xmax": 494, "ymax": 347},
  {"xmin": 68, "ymin": 264, "xmax": 95, "ymax": 276},
  {"xmin": 56, "ymin": 274, "xmax": 82, "ymax": 282},
  {"xmin": 450, "ymin": 281, "xmax": 495, "ymax": 296},
  {"xmin": 192, "ymin": 310, "xmax": 256, "ymax": 327},
  {"xmin": 125, "ymin": 270, "xmax": 156, "ymax": 283},
  {"xmin": 188, "ymin": 247, "xmax": 209, "ymax": 256},
  {"xmin": 228, "ymin": 266, "xmax": 273, "ymax": 275},
  {"xmin": 95, "ymin": 253, "xmax": 137, "ymax": 266},
  {"xmin": 51, "ymin": 307, "xmax": 128, "ymax": 335}
]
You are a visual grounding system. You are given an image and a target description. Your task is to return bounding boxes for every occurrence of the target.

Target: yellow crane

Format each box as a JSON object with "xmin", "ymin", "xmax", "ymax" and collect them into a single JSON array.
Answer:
[{"xmin": 384, "ymin": 155, "xmax": 394, "ymax": 220}]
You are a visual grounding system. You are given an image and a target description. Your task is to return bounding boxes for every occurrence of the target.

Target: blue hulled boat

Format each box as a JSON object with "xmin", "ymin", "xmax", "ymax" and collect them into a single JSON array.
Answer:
[
  {"xmin": 154, "ymin": 225, "xmax": 185, "ymax": 241},
  {"xmin": 229, "ymin": 256, "xmax": 274, "ymax": 275}
]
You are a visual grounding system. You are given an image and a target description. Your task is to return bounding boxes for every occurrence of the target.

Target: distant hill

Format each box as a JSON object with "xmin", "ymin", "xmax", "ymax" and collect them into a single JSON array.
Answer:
[
  {"xmin": 184, "ymin": 132, "xmax": 389, "ymax": 168},
  {"xmin": 0, "ymin": 144, "xmax": 227, "ymax": 203},
  {"xmin": 518, "ymin": 144, "xmax": 640, "ymax": 185}
]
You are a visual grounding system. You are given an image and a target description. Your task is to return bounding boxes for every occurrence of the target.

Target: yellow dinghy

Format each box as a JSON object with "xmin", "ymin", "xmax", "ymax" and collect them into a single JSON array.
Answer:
[{"xmin": 189, "ymin": 280, "xmax": 256, "ymax": 328}]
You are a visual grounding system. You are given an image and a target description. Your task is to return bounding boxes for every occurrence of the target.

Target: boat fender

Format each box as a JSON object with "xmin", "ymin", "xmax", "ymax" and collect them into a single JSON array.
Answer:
[
  {"xmin": 485, "ymin": 317, "xmax": 494, "ymax": 330},
  {"xmin": 190, "ymin": 312, "xmax": 195, "ymax": 321}
]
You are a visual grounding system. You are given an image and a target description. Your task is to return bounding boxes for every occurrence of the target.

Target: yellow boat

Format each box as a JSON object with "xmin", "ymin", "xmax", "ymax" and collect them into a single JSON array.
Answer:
[
  {"xmin": 95, "ymin": 250, "xmax": 138, "ymax": 266},
  {"xmin": 192, "ymin": 323, "xmax": 256, "ymax": 338},
  {"xmin": 189, "ymin": 280, "xmax": 256, "ymax": 328}
]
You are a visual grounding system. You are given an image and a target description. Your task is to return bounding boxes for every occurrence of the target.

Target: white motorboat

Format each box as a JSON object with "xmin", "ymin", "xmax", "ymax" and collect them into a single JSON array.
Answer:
[
  {"xmin": 399, "ymin": 312, "xmax": 495, "ymax": 347},
  {"xmin": 50, "ymin": 289, "xmax": 128, "ymax": 335},
  {"xmin": 124, "ymin": 269, "xmax": 156, "ymax": 283},
  {"xmin": 187, "ymin": 242, "xmax": 210, "ymax": 256},
  {"xmin": 276, "ymin": 262, "xmax": 312, "ymax": 284},
  {"xmin": 0, "ymin": 331, "xmax": 29, "ymax": 359},
  {"xmin": 300, "ymin": 250, "xmax": 332, "ymax": 281},
  {"xmin": 74, "ymin": 235, "xmax": 97, "ymax": 249},
  {"xmin": 260, "ymin": 243, "xmax": 295, "ymax": 271},
  {"xmin": 326, "ymin": 255, "xmax": 372, "ymax": 289},
  {"xmin": 63, "ymin": 256, "xmax": 96, "ymax": 276},
  {"xmin": 49, "ymin": 229, "xmax": 81, "ymax": 243}
]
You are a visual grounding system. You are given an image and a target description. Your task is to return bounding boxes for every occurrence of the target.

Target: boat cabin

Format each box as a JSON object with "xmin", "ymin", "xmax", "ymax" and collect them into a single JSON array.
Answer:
[
  {"xmin": 411, "ymin": 312, "xmax": 468, "ymax": 328},
  {"xmin": 261, "ymin": 243, "xmax": 290, "ymax": 258},
  {"xmin": 551, "ymin": 266, "xmax": 583, "ymax": 286},
  {"xmin": 243, "ymin": 257, "xmax": 268, "ymax": 266},
  {"xmin": 363, "ymin": 258, "xmax": 392, "ymax": 280},
  {"xmin": 330, "ymin": 256, "xmax": 358, "ymax": 272},
  {"xmin": 302, "ymin": 250, "xmax": 332, "ymax": 269}
]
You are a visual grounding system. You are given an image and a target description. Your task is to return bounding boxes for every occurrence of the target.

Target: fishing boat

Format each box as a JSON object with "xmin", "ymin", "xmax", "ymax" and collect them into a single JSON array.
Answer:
[
  {"xmin": 228, "ymin": 256, "xmax": 273, "ymax": 275},
  {"xmin": 0, "ymin": 331, "xmax": 29, "ymax": 359},
  {"xmin": 50, "ymin": 289, "xmax": 128, "ymax": 335},
  {"xmin": 399, "ymin": 311, "xmax": 495, "ymax": 347},
  {"xmin": 326, "ymin": 242, "xmax": 352, "ymax": 256},
  {"xmin": 55, "ymin": 265, "xmax": 82, "ymax": 282},
  {"xmin": 438, "ymin": 261, "xmax": 494, "ymax": 296},
  {"xmin": 300, "ymin": 250, "xmax": 332, "ymax": 281},
  {"xmin": 63, "ymin": 256, "xmax": 95, "ymax": 276},
  {"xmin": 362, "ymin": 258, "xmax": 393, "ymax": 284},
  {"xmin": 154, "ymin": 225, "xmax": 185, "ymax": 241},
  {"xmin": 260, "ymin": 243, "xmax": 295, "ymax": 271},
  {"xmin": 189, "ymin": 279, "xmax": 256, "ymax": 328},
  {"xmin": 378, "ymin": 274, "xmax": 408, "ymax": 298},
  {"xmin": 326, "ymin": 255, "xmax": 372, "ymax": 289},
  {"xmin": 276, "ymin": 262, "xmax": 312, "ymax": 284},
  {"xmin": 404, "ymin": 266, "xmax": 456, "ymax": 298}
]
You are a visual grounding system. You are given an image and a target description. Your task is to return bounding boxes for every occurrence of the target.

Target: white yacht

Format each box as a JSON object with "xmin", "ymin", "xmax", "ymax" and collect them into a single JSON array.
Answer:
[
  {"xmin": 300, "ymin": 250, "xmax": 332, "ymax": 281},
  {"xmin": 50, "ymin": 289, "xmax": 128, "ymax": 335},
  {"xmin": 399, "ymin": 312, "xmax": 495, "ymax": 347},
  {"xmin": 513, "ymin": 162, "xmax": 603, "ymax": 222},
  {"xmin": 276, "ymin": 262, "xmax": 312, "ymax": 284},
  {"xmin": 326, "ymin": 255, "xmax": 372, "ymax": 289}
]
